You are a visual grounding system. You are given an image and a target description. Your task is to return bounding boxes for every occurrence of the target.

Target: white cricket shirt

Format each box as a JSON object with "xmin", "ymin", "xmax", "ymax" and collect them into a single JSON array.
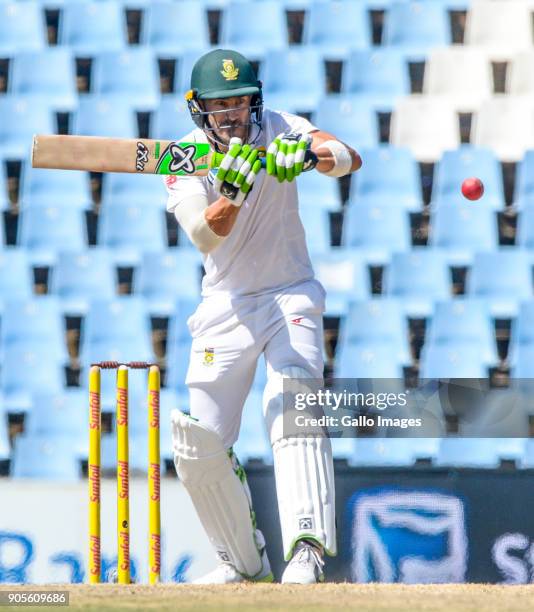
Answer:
[{"xmin": 164, "ymin": 108, "xmax": 317, "ymax": 298}]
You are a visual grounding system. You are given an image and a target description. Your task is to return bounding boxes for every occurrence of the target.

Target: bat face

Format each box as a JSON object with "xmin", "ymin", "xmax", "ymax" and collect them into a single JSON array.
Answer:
[{"xmin": 137, "ymin": 141, "xmax": 215, "ymax": 175}]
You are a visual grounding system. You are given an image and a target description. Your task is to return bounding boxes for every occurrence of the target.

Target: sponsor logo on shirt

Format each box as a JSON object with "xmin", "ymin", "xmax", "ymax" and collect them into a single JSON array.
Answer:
[{"xmin": 203, "ymin": 347, "xmax": 215, "ymax": 366}]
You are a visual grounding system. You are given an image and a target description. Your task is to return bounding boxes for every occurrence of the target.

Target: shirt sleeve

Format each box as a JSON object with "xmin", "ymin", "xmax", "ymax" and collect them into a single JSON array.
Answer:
[
  {"xmin": 271, "ymin": 110, "xmax": 319, "ymax": 136},
  {"xmin": 161, "ymin": 127, "xmax": 211, "ymax": 214},
  {"xmin": 163, "ymin": 174, "xmax": 208, "ymax": 214}
]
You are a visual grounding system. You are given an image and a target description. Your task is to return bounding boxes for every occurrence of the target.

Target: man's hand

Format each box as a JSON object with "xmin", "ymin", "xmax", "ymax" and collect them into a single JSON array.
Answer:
[
  {"xmin": 214, "ymin": 137, "xmax": 262, "ymax": 207},
  {"xmin": 266, "ymin": 131, "xmax": 312, "ymax": 183}
]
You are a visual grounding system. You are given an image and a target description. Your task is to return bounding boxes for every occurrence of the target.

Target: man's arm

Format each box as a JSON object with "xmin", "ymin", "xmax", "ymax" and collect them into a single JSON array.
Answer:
[
  {"xmin": 309, "ymin": 129, "xmax": 362, "ymax": 175},
  {"xmin": 204, "ymin": 195, "xmax": 241, "ymax": 237}
]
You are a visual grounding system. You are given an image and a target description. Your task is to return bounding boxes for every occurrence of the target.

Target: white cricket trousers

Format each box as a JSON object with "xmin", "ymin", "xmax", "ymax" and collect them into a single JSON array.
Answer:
[{"xmin": 184, "ymin": 278, "xmax": 326, "ymax": 448}]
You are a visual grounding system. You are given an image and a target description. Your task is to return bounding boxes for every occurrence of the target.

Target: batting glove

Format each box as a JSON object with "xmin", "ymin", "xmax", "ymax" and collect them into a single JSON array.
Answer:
[
  {"xmin": 213, "ymin": 137, "xmax": 263, "ymax": 207},
  {"xmin": 266, "ymin": 131, "xmax": 312, "ymax": 183}
]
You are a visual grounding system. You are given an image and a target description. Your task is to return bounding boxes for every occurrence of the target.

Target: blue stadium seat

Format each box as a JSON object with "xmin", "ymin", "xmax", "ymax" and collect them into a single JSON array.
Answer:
[
  {"xmin": 173, "ymin": 49, "xmax": 211, "ymax": 97},
  {"xmin": 383, "ymin": 1, "xmax": 451, "ymax": 61},
  {"xmin": 426, "ymin": 299, "xmax": 497, "ymax": 366},
  {"xmin": 0, "ymin": 2, "xmax": 46, "ymax": 55},
  {"xmin": 0, "ymin": 413, "xmax": 9, "ymax": 462},
  {"xmin": 431, "ymin": 147, "xmax": 504, "ymax": 209},
  {"xmin": 9, "ymin": 48, "xmax": 78, "ymax": 112},
  {"xmin": 419, "ymin": 342, "xmax": 488, "ymax": 379},
  {"xmin": 435, "ymin": 438, "xmax": 502, "ymax": 468},
  {"xmin": 92, "ymin": 48, "xmax": 160, "ymax": 111},
  {"xmin": 82, "ymin": 296, "xmax": 151, "ymax": 344},
  {"xmin": 297, "ymin": 170, "xmax": 341, "ymax": 211},
  {"xmin": 342, "ymin": 49, "xmax": 410, "ymax": 112},
  {"xmin": 509, "ymin": 301, "xmax": 534, "ymax": 366},
  {"xmin": 18, "ymin": 206, "xmax": 87, "ymax": 264},
  {"xmin": 233, "ymin": 390, "xmax": 272, "ymax": 464},
  {"xmin": 141, "ymin": 1, "xmax": 210, "ymax": 55},
  {"xmin": 165, "ymin": 299, "xmax": 198, "ymax": 391},
  {"xmin": 0, "ymin": 97, "xmax": 54, "ymax": 160},
  {"xmin": 0, "ymin": 250, "xmax": 33, "ymax": 300},
  {"xmin": 261, "ymin": 48, "xmax": 326, "ymax": 114},
  {"xmin": 58, "ymin": 1, "xmax": 127, "ymax": 55},
  {"xmin": 25, "ymin": 390, "xmax": 87, "ymax": 456},
  {"xmin": 520, "ymin": 439, "xmax": 534, "ymax": 468},
  {"xmin": 1, "ymin": 346, "xmax": 65, "ymax": 411},
  {"xmin": 0, "ymin": 297, "xmax": 68, "ymax": 363},
  {"xmin": 313, "ymin": 96, "xmax": 378, "ymax": 148},
  {"xmin": 334, "ymin": 342, "xmax": 404, "ymax": 378},
  {"xmin": 300, "ymin": 206, "xmax": 331, "ymax": 253},
  {"xmin": 383, "ymin": 249, "xmax": 451, "ymax": 317},
  {"xmin": 516, "ymin": 203, "xmax": 534, "ymax": 249},
  {"xmin": 49, "ymin": 249, "xmax": 116, "ymax": 313},
  {"xmin": 0, "ymin": 164, "xmax": 8, "ymax": 211},
  {"xmin": 133, "ymin": 250, "xmax": 203, "ymax": 315},
  {"xmin": 12, "ymin": 434, "xmax": 81, "ymax": 480},
  {"xmin": 152, "ymin": 96, "xmax": 196, "ymax": 140},
  {"xmin": 101, "ymin": 173, "xmax": 166, "ymax": 208},
  {"xmin": 510, "ymin": 344, "xmax": 534, "ymax": 378},
  {"xmin": 72, "ymin": 96, "xmax": 137, "ymax": 139},
  {"xmin": 429, "ymin": 202, "xmax": 498, "ymax": 265},
  {"xmin": 311, "ymin": 249, "xmax": 370, "ymax": 316},
  {"xmin": 466, "ymin": 249, "xmax": 532, "ymax": 317},
  {"xmin": 342, "ymin": 204, "xmax": 411, "ymax": 265},
  {"xmin": 302, "ymin": 0, "xmax": 371, "ymax": 59},
  {"xmin": 19, "ymin": 166, "xmax": 92, "ymax": 209},
  {"xmin": 97, "ymin": 202, "xmax": 167, "ymax": 264},
  {"xmin": 219, "ymin": 1, "xmax": 287, "ymax": 57},
  {"xmin": 352, "ymin": 438, "xmax": 439, "ymax": 467},
  {"xmin": 347, "ymin": 146, "xmax": 422, "ymax": 211},
  {"xmin": 337, "ymin": 299, "xmax": 411, "ymax": 365},
  {"xmin": 514, "ymin": 150, "xmax": 534, "ymax": 208}
]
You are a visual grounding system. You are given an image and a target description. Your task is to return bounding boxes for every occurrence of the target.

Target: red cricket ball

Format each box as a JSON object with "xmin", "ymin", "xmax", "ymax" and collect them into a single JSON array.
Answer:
[{"xmin": 461, "ymin": 177, "xmax": 484, "ymax": 201}]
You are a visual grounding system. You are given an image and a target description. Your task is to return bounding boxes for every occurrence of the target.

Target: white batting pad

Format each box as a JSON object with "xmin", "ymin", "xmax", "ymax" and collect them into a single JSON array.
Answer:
[
  {"xmin": 171, "ymin": 409, "xmax": 263, "ymax": 577},
  {"xmin": 263, "ymin": 367, "xmax": 337, "ymax": 559}
]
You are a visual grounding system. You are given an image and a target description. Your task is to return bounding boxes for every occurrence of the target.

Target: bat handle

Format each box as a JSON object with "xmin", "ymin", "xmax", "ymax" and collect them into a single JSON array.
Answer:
[{"xmin": 256, "ymin": 149, "xmax": 317, "ymax": 172}]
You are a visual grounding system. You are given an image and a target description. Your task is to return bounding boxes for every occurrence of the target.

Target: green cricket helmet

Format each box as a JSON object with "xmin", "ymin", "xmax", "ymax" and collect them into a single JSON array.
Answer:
[{"xmin": 185, "ymin": 49, "xmax": 263, "ymax": 147}]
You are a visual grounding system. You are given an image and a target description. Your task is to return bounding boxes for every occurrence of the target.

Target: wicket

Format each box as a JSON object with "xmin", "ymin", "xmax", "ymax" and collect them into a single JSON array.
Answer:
[{"xmin": 88, "ymin": 361, "xmax": 161, "ymax": 585}]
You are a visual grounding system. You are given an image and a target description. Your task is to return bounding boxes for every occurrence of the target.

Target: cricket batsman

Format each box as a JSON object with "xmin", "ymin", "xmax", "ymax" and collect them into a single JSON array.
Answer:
[{"xmin": 167, "ymin": 49, "xmax": 361, "ymax": 584}]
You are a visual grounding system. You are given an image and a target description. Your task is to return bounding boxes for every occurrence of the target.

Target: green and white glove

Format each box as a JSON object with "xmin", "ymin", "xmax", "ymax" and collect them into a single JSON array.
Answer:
[
  {"xmin": 266, "ymin": 131, "xmax": 312, "ymax": 183},
  {"xmin": 214, "ymin": 137, "xmax": 262, "ymax": 207}
]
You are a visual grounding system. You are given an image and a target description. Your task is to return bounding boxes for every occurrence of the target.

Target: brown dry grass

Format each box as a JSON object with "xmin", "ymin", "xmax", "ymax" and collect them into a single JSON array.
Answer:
[{"xmin": 1, "ymin": 583, "xmax": 533, "ymax": 612}]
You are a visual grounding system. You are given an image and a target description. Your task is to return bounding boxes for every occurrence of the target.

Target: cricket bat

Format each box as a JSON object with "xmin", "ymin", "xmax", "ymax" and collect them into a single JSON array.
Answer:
[
  {"xmin": 31, "ymin": 134, "xmax": 226, "ymax": 176},
  {"xmin": 31, "ymin": 134, "xmax": 318, "ymax": 176}
]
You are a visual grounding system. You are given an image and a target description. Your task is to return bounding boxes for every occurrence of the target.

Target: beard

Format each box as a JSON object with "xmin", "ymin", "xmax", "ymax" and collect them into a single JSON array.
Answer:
[{"xmin": 206, "ymin": 120, "xmax": 250, "ymax": 151}]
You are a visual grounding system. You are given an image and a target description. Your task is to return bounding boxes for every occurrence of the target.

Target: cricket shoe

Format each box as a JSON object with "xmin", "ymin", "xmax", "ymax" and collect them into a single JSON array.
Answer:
[
  {"xmin": 281, "ymin": 540, "xmax": 325, "ymax": 584},
  {"xmin": 193, "ymin": 548, "xmax": 274, "ymax": 584}
]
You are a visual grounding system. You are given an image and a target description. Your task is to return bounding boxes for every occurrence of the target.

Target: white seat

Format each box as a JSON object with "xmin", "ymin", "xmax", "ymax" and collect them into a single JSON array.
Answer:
[
  {"xmin": 506, "ymin": 50, "xmax": 534, "ymax": 95},
  {"xmin": 471, "ymin": 95, "xmax": 534, "ymax": 162},
  {"xmin": 423, "ymin": 45, "xmax": 493, "ymax": 112},
  {"xmin": 389, "ymin": 95, "xmax": 460, "ymax": 162},
  {"xmin": 464, "ymin": 1, "xmax": 534, "ymax": 61}
]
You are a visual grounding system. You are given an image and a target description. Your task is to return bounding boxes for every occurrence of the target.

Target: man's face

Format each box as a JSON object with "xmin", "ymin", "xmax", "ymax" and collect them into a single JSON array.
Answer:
[{"xmin": 203, "ymin": 95, "xmax": 252, "ymax": 148}]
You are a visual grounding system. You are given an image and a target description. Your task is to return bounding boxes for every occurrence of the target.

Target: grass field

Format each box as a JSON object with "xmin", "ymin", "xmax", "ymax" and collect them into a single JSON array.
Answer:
[{"xmin": 1, "ymin": 584, "xmax": 534, "ymax": 612}]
